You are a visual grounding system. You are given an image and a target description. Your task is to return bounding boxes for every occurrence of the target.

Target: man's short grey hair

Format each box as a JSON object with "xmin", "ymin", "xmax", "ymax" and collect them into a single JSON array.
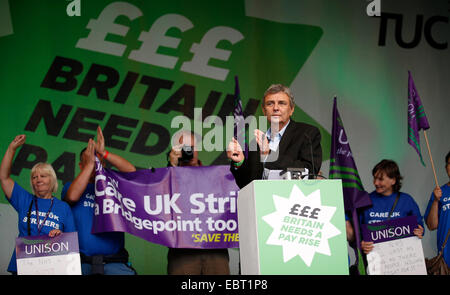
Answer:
[{"xmin": 263, "ymin": 84, "xmax": 295, "ymax": 108}]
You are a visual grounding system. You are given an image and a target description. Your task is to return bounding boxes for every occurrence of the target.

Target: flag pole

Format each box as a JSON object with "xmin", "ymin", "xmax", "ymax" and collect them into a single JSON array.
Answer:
[
  {"xmin": 423, "ymin": 130, "xmax": 439, "ymax": 188},
  {"xmin": 351, "ymin": 209, "xmax": 366, "ymax": 275}
]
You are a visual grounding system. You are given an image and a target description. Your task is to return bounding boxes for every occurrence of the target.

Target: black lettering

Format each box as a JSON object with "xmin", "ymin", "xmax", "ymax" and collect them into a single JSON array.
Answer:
[
  {"xmin": 202, "ymin": 91, "xmax": 222, "ymax": 119},
  {"xmin": 424, "ymin": 15, "xmax": 448, "ymax": 50},
  {"xmin": 130, "ymin": 122, "xmax": 170, "ymax": 155},
  {"xmin": 310, "ymin": 208, "xmax": 321, "ymax": 219},
  {"xmin": 103, "ymin": 114, "xmax": 139, "ymax": 150},
  {"xmin": 77, "ymin": 63, "xmax": 119, "ymax": 100},
  {"xmin": 289, "ymin": 204, "xmax": 301, "ymax": 215},
  {"xmin": 217, "ymin": 93, "xmax": 235, "ymax": 122},
  {"xmin": 378, "ymin": 13, "xmax": 398, "ymax": 46},
  {"xmin": 24, "ymin": 100, "xmax": 73, "ymax": 136},
  {"xmin": 139, "ymin": 76, "xmax": 174, "ymax": 110},
  {"xmin": 63, "ymin": 108, "xmax": 105, "ymax": 142},
  {"xmin": 299, "ymin": 206, "xmax": 310, "ymax": 218},
  {"xmin": 244, "ymin": 98, "xmax": 260, "ymax": 116},
  {"xmin": 156, "ymin": 84, "xmax": 195, "ymax": 119},
  {"xmin": 11, "ymin": 144, "xmax": 48, "ymax": 176},
  {"xmin": 41, "ymin": 56, "xmax": 83, "ymax": 91},
  {"xmin": 395, "ymin": 14, "xmax": 423, "ymax": 49},
  {"xmin": 51, "ymin": 152, "xmax": 75, "ymax": 185},
  {"xmin": 218, "ymin": 95, "xmax": 259, "ymax": 120},
  {"xmin": 378, "ymin": 13, "xmax": 405, "ymax": 47},
  {"xmin": 113, "ymin": 71, "xmax": 140, "ymax": 104},
  {"xmin": 378, "ymin": 13, "xmax": 447, "ymax": 49}
]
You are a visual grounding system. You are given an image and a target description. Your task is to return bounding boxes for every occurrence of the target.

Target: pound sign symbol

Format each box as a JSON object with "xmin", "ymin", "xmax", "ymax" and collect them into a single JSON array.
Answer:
[{"xmin": 289, "ymin": 204, "xmax": 301, "ymax": 215}]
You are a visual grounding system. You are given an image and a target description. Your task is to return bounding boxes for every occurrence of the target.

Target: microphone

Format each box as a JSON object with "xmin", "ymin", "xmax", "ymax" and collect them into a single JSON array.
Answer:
[
  {"xmin": 303, "ymin": 133, "xmax": 326, "ymax": 180},
  {"xmin": 260, "ymin": 131, "xmax": 270, "ymax": 180}
]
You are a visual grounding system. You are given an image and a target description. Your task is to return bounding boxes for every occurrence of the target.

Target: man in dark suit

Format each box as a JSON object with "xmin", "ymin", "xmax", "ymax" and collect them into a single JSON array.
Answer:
[{"xmin": 227, "ymin": 84, "xmax": 322, "ymax": 189}]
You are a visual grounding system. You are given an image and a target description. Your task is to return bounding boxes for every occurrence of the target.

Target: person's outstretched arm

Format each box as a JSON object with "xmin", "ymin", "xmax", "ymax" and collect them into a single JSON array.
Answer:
[{"xmin": 0, "ymin": 135, "xmax": 26, "ymax": 199}]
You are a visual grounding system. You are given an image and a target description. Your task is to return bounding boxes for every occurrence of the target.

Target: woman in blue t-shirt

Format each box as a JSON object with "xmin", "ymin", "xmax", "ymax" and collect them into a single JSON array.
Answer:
[
  {"xmin": 0, "ymin": 134, "xmax": 75, "ymax": 274},
  {"xmin": 360, "ymin": 159, "xmax": 424, "ymax": 254},
  {"xmin": 424, "ymin": 151, "xmax": 450, "ymax": 265}
]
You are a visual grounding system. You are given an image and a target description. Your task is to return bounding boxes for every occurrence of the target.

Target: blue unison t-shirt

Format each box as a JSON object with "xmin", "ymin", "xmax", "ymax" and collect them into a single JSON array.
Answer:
[
  {"xmin": 7, "ymin": 182, "xmax": 76, "ymax": 273},
  {"xmin": 424, "ymin": 184, "xmax": 450, "ymax": 265},
  {"xmin": 360, "ymin": 191, "xmax": 425, "ymax": 230},
  {"xmin": 62, "ymin": 182, "xmax": 124, "ymax": 257}
]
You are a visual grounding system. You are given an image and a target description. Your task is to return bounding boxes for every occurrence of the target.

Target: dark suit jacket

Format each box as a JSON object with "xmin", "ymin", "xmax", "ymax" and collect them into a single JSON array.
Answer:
[{"xmin": 230, "ymin": 119, "xmax": 322, "ymax": 189}]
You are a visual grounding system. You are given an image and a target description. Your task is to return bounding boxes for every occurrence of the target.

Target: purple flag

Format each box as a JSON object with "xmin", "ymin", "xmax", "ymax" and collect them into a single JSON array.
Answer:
[
  {"xmin": 330, "ymin": 97, "xmax": 372, "ymax": 275},
  {"xmin": 233, "ymin": 75, "xmax": 248, "ymax": 158},
  {"xmin": 330, "ymin": 97, "xmax": 372, "ymax": 211},
  {"xmin": 92, "ymin": 157, "xmax": 240, "ymax": 249},
  {"xmin": 408, "ymin": 71, "xmax": 430, "ymax": 166}
]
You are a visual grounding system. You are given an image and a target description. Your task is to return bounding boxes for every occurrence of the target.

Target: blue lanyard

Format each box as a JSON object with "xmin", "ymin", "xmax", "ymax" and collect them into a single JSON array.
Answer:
[{"xmin": 34, "ymin": 196, "xmax": 54, "ymax": 235}]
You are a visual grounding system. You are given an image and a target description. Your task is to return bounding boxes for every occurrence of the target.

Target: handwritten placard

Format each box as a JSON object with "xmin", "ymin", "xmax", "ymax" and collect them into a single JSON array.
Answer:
[
  {"xmin": 362, "ymin": 216, "xmax": 427, "ymax": 275},
  {"xmin": 16, "ymin": 232, "xmax": 81, "ymax": 275}
]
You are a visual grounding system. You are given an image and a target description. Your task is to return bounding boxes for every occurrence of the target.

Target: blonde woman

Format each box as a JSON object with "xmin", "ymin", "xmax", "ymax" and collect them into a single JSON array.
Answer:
[{"xmin": 0, "ymin": 135, "xmax": 75, "ymax": 274}]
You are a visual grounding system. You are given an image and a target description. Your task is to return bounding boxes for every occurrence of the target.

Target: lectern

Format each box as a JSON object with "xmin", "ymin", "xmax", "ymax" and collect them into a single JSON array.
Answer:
[{"xmin": 237, "ymin": 180, "xmax": 349, "ymax": 275}]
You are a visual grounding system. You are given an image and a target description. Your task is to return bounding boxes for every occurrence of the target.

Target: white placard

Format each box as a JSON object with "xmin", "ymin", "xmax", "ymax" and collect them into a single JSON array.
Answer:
[
  {"xmin": 366, "ymin": 236, "xmax": 427, "ymax": 275},
  {"xmin": 17, "ymin": 253, "xmax": 81, "ymax": 275},
  {"xmin": 16, "ymin": 232, "xmax": 82, "ymax": 275}
]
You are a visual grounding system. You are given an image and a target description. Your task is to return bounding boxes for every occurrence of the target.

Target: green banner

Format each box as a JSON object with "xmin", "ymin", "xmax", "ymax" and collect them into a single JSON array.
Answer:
[
  {"xmin": 0, "ymin": 0, "xmax": 329, "ymax": 199},
  {"xmin": 0, "ymin": 0, "xmax": 330, "ymax": 274}
]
